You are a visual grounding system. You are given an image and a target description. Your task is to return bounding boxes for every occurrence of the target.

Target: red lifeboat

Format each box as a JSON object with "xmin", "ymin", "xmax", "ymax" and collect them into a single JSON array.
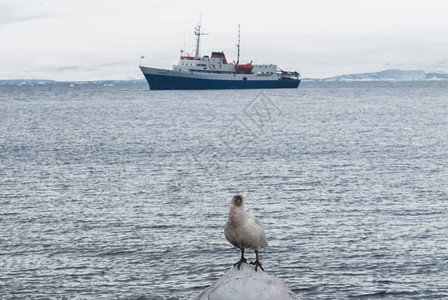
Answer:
[{"xmin": 235, "ymin": 63, "xmax": 253, "ymax": 74}]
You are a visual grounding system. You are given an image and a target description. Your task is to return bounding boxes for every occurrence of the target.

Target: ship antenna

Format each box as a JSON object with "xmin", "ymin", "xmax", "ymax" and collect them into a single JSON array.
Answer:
[
  {"xmin": 182, "ymin": 33, "xmax": 186, "ymax": 57},
  {"xmin": 236, "ymin": 24, "xmax": 240, "ymax": 65},
  {"xmin": 194, "ymin": 17, "xmax": 208, "ymax": 59}
]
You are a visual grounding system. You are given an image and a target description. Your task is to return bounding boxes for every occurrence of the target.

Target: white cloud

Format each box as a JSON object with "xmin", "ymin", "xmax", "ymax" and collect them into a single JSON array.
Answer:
[{"xmin": 1, "ymin": 0, "xmax": 447, "ymax": 80}]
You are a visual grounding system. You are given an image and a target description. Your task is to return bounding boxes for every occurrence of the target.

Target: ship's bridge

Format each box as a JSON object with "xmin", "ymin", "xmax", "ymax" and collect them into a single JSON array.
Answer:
[{"xmin": 173, "ymin": 52, "xmax": 235, "ymax": 74}]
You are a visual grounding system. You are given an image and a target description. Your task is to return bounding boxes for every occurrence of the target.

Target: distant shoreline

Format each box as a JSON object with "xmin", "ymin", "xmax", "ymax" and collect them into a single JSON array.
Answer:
[
  {"xmin": 1, "ymin": 69, "xmax": 448, "ymax": 84},
  {"xmin": 0, "ymin": 79, "xmax": 147, "ymax": 85}
]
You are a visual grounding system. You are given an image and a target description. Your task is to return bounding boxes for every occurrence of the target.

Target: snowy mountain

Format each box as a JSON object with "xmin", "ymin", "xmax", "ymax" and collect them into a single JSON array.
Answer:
[{"xmin": 311, "ymin": 69, "xmax": 448, "ymax": 81}]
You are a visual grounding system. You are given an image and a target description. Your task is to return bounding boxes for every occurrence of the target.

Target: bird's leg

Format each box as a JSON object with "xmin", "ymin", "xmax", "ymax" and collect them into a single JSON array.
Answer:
[
  {"xmin": 233, "ymin": 248, "xmax": 247, "ymax": 270},
  {"xmin": 249, "ymin": 250, "xmax": 264, "ymax": 272}
]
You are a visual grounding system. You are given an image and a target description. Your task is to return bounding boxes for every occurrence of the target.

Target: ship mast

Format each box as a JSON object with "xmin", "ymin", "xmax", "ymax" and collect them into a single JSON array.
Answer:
[
  {"xmin": 236, "ymin": 24, "xmax": 240, "ymax": 65},
  {"xmin": 194, "ymin": 19, "xmax": 208, "ymax": 58}
]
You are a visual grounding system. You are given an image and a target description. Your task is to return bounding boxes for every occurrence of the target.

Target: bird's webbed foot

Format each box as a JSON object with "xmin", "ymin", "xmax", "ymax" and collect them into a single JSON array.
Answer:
[
  {"xmin": 250, "ymin": 260, "xmax": 264, "ymax": 272},
  {"xmin": 233, "ymin": 257, "xmax": 247, "ymax": 269}
]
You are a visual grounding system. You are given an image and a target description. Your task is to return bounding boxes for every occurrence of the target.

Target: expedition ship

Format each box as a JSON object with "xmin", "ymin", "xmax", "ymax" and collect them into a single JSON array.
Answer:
[{"xmin": 139, "ymin": 24, "xmax": 300, "ymax": 90}]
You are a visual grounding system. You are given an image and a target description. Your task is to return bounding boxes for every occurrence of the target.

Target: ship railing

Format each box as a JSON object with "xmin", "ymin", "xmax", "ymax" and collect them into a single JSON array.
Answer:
[{"xmin": 277, "ymin": 68, "xmax": 300, "ymax": 79}]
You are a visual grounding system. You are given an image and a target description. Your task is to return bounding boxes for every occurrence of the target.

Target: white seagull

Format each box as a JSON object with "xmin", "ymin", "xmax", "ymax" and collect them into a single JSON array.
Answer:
[{"xmin": 224, "ymin": 194, "xmax": 268, "ymax": 271}]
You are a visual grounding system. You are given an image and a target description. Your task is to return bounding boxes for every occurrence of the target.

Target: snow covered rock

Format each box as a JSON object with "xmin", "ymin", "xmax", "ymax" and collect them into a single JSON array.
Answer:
[{"xmin": 193, "ymin": 263, "xmax": 301, "ymax": 300}]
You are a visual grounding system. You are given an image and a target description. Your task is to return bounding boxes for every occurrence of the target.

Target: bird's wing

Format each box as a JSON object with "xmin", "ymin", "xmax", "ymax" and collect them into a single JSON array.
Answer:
[
  {"xmin": 246, "ymin": 214, "xmax": 268, "ymax": 248},
  {"xmin": 255, "ymin": 217, "xmax": 269, "ymax": 248}
]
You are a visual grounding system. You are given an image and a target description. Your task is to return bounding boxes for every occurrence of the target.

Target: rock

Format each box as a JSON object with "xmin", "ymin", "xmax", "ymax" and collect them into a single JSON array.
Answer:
[{"xmin": 193, "ymin": 263, "xmax": 301, "ymax": 300}]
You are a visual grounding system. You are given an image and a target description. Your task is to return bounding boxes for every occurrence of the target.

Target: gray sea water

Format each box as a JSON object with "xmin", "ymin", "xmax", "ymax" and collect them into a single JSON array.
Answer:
[{"xmin": 1, "ymin": 81, "xmax": 447, "ymax": 299}]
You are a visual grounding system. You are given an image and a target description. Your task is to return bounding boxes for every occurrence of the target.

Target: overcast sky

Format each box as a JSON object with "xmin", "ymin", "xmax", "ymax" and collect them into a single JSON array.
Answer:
[{"xmin": 1, "ymin": 0, "xmax": 447, "ymax": 80}]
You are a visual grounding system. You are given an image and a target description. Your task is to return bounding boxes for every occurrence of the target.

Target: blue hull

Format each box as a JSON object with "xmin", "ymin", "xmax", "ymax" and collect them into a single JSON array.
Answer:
[{"xmin": 142, "ymin": 71, "xmax": 300, "ymax": 90}]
